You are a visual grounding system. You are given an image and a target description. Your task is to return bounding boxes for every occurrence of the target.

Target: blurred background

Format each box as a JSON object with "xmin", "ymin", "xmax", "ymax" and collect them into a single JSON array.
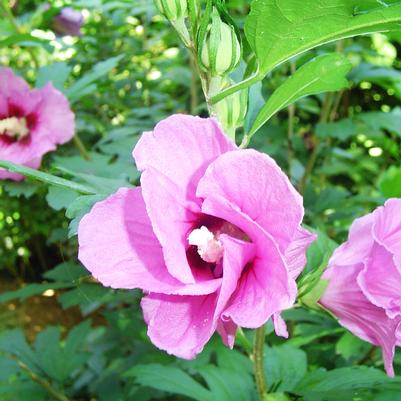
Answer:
[{"xmin": 0, "ymin": 1, "xmax": 400, "ymax": 400}]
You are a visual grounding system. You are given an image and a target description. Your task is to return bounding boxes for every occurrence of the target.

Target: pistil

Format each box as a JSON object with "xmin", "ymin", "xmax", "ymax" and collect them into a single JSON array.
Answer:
[{"xmin": 0, "ymin": 116, "xmax": 29, "ymax": 140}]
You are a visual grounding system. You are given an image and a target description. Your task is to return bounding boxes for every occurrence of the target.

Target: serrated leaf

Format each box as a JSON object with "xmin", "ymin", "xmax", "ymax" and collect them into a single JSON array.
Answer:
[
  {"xmin": 46, "ymin": 186, "xmax": 79, "ymax": 211},
  {"xmin": 43, "ymin": 262, "xmax": 88, "ymax": 282},
  {"xmin": 248, "ymin": 53, "xmax": 351, "ymax": 136},
  {"xmin": 294, "ymin": 366, "xmax": 401, "ymax": 401},
  {"xmin": 245, "ymin": 0, "xmax": 401, "ymax": 75},
  {"xmin": 129, "ymin": 364, "xmax": 214, "ymax": 401},
  {"xmin": 36, "ymin": 62, "xmax": 71, "ymax": 91},
  {"xmin": 0, "ymin": 283, "xmax": 72, "ymax": 304},
  {"xmin": 265, "ymin": 345, "xmax": 308, "ymax": 393}
]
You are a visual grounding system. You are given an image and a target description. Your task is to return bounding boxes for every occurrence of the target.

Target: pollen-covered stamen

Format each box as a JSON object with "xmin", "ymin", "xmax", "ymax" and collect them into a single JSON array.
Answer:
[
  {"xmin": 0, "ymin": 117, "xmax": 29, "ymax": 140},
  {"xmin": 188, "ymin": 225, "xmax": 224, "ymax": 264}
]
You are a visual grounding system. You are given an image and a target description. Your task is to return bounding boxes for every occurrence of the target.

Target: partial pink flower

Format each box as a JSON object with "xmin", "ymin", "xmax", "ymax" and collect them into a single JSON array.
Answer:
[
  {"xmin": 0, "ymin": 68, "xmax": 74, "ymax": 181},
  {"xmin": 320, "ymin": 198, "xmax": 401, "ymax": 376},
  {"xmin": 78, "ymin": 114, "xmax": 315, "ymax": 358}
]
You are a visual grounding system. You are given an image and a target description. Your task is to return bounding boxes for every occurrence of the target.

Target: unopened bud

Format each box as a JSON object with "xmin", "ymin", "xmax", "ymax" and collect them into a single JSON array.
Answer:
[
  {"xmin": 53, "ymin": 7, "xmax": 84, "ymax": 37},
  {"xmin": 154, "ymin": 0, "xmax": 187, "ymax": 21},
  {"xmin": 214, "ymin": 82, "xmax": 248, "ymax": 135},
  {"xmin": 199, "ymin": 10, "xmax": 240, "ymax": 76}
]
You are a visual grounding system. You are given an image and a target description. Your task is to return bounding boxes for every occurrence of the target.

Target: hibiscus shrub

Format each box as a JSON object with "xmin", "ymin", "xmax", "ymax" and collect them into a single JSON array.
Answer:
[{"xmin": 0, "ymin": 1, "xmax": 401, "ymax": 401}]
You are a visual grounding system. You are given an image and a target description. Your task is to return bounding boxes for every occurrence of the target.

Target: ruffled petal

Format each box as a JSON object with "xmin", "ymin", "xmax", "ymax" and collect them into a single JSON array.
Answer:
[
  {"xmin": 141, "ymin": 234, "xmax": 255, "ymax": 358},
  {"xmin": 34, "ymin": 83, "xmax": 75, "ymax": 144},
  {"xmin": 285, "ymin": 227, "xmax": 317, "ymax": 279},
  {"xmin": 373, "ymin": 198, "xmax": 401, "ymax": 266},
  {"xmin": 140, "ymin": 168, "xmax": 201, "ymax": 284},
  {"xmin": 78, "ymin": 187, "xmax": 221, "ymax": 295},
  {"xmin": 358, "ymin": 243, "xmax": 401, "ymax": 319},
  {"xmin": 133, "ymin": 115, "xmax": 235, "ymax": 284},
  {"xmin": 133, "ymin": 114, "xmax": 235, "ymax": 201},
  {"xmin": 141, "ymin": 293, "xmax": 218, "ymax": 359},
  {"xmin": 330, "ymin": 213, "xmax": 375, "ymax": 267},
  {"xmin": 0, "ymin": 68, "xmax": 30, "ymax": 99},
  {"xmin": 201, "ymin": 195, "xmax": 296, "ymax": 328},
  {"xmin": 320, "ymin": 263, "xmax": 400, "ymax": 377},
  {"xmin": 197, "ymin": 149, "xmax": 304, "ymax": 252}
]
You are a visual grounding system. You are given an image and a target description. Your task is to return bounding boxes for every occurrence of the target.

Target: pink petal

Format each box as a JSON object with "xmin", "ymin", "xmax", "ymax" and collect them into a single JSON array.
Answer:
[
  {"xmin": 217, "ymin": 319, "xmax": 237, "ymax": 348},
  {"xmin": 139, "ymin": 168, "xmax": 201, "ymax": 284},
  {"xmin": 133, "ymin": 115, "xmax": 235, "ymax": 284},
  {"xmin": 358, "ymin": 243, "xmax": 401, "ymax": 319},
  {"xmin": 330, "ymin": 213, "xmax": 375, "ymax": 267},
  {"xmin": 373, "ymin": 198, "xmax": 401, "ymax": 267},
  {"xmin": 201, "ymin": 195, "xmax": 296, "ymax": 328},
  {"xmin": 196, "ymin": 149, "xmax": 304, "ymax": 252},
  {"xmin": 141, "ymin": 235, "xmax": 255, "ymax": 358},
  {"xmin": 141, "ymin": 293, "xmax": 218, "ymax": 359},
  {"xmin": 273, "ymin": 313, "xmax": 289, "ymax": 338},
  {"xmin": 320, "ymin": 263, "xmax": 400, "ymax": 377},
  {"xmin": 133, "ymin": 114, "xmax": 235, "ymax": 201},
  {"xmin": 0, "ymin": 68, "xmax": 30, "ymax": 99},
  {"xmin": 34, "ymin": 83, "xmax": 75, "ymax": 144},
  {"xmin": 78, "ymin": 187, "xmax": 221, "ymax": 295},
  {"xmin": 285, "ymin": 227, "xmax": 317, "ymax": 279}
]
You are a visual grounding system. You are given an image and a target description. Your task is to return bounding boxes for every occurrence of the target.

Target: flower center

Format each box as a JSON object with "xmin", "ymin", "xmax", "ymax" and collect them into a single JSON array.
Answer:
[
  {"xmin": 0, "ymin": 117, "xmax": 29, "ymax": 140},
  {"xmin": 188, "ymin": 226, "xmax": 224, "ymax": 264}
]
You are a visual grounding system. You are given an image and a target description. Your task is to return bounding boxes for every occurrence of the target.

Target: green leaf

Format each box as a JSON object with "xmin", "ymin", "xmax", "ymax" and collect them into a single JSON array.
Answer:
[
  {"xmin": 2, "ymin": 181, "xmax": 39, "ymax": 198},
  {"xmin": 66, "ymin": 56, "xmax": 124, "ymax": 103},
  {"xmin": 0, "ymin": 283, "xmax": 71, "ymax": 304},
  {"xmin": 264, "ymin": 345, "xmax": 308, "ymax": 393},
  {"xmin": 0, "ymin": 33, "xmax": 52, "ymax": 51},
  {"xmin": 43, "ymin": 262, "xmax": 88, "ymax": 282},
  {"xmin": 130, "ymin": 364, "xmax": 214, "ymax": 401},
  {"xmin": 46, "ymin": 186, "xmax": 79, "ymax": 211},
  {"xmin": 249, "ymin": 53, "xmax": 351, "ymax": 136},
  {"xmin": 378, "ymin": 165, "xmax": 401, "ymax": 198},
  {"xmin": 336, "ymin": 332, "xmax": 371, "ymax": 361},
  {"xmin": 245, "ymin": 0, "xmax": 401, "ymax": 75},
  {"xmin": 36, "ymin": 62, "xmax": 72, "ymax": 91},
  {"xmin": 0, "ymin": 160, "xmax": 96, "ymax": 195},
  {"xmin": 294, "ymin": 366, "xmax": 401, "ymax": 401},
  {"xmin": 198, "ymin": 366, "xmax": 255, "ymax": 401}
]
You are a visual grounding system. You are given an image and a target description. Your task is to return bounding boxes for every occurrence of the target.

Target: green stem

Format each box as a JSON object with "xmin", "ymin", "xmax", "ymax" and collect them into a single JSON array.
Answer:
[
  {"xmin": 15, "ymin": 360, "xmax": 75, "ymax": 401},
  {"xmin": 298, "ymin": 92, "xmax": 334, "ymax": 194},
  {"xmin": 253, "ymin": 326, "xmax": 268, "ymax": 401},
  {"xmin": 73, "ymin": 133, "xmax": 90, "ymax": 160},
  {"xmin": 189, "ymin": 53, "xmax": 199, "ymax": 114}
]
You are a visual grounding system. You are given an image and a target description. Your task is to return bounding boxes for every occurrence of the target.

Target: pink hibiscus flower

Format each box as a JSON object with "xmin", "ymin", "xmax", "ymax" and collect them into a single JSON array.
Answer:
[
  {"xmin": 0, "ymin": 68, "xmax": 74, "ymax": 181},
  {"xmin": 320, "ymin": 198, "xmax": 401, "ymax": 376},
  {"xmin": 78, "ymin": 114, "xmax": 315, "ymax": 358}
]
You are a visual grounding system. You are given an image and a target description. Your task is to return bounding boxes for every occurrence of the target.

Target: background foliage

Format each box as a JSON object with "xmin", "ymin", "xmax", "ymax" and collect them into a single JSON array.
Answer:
[{"xmin": 0, "ymin": 1, "xmax": 400, "ymax": 400}]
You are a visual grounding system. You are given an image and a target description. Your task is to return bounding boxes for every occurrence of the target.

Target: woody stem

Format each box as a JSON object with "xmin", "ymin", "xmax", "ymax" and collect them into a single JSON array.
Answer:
[{"xmin": 253, "ymin": 325, "xmax": 268, "ymax": 400}]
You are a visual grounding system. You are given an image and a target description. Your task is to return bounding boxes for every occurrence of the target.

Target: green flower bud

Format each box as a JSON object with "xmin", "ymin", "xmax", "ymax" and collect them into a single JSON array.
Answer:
[
  {"xmin": 154, "ymin": 0, "xmax": 188, "ymax": 21},
  {"xmin": 214, "ymin": 82, "xmax": 248, "ymax": 138},
  {"xmin": 199, "ymin": 10, "xmax": 240, "ymax": 76}
]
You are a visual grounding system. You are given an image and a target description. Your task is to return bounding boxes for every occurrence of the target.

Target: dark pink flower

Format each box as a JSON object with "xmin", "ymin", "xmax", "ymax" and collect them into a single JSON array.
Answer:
[
  {"xmin": 78, "ymin": 114, "xmax": 315, "ymax": 358},
  {"xmin": 0, "ymin": 68, "xmax": 74, "ymax": 181},
  {"xmin": 53, "ymin": 7, "xmax": 84, "ymax": 37},
  {"xmin": 320, "ymin": 198, "xmax": 401, "ymax": 376}
]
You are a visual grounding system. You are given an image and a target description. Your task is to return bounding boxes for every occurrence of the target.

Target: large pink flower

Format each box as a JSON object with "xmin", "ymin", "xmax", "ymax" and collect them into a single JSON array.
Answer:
[
  {"xmin": 320, "ymin": 198, "xmax": 401, "ymax": 376},
  {"xmin": 78, "ymin": 114, "xmax": 315, "ymax": 358},
  {"xmin": 0, "ymin": 68, "xmax": 74, "ymax": 181}
]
